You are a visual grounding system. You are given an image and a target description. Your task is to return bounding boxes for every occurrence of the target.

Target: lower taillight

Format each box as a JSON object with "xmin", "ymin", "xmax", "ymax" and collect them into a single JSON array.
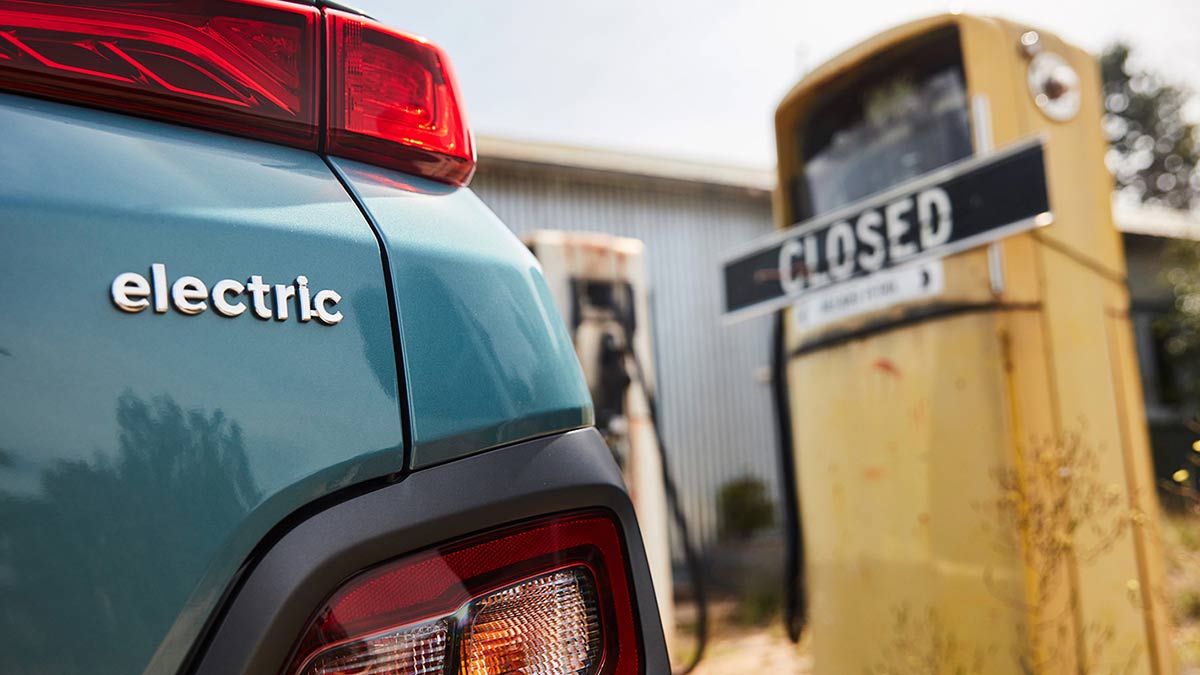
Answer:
[
  {"xmin": 284, "ymin": 513, "xmax": 640, "ymax": 675},
  {"xmin": 0, "ymin": 1, "xmax": 476, "ymax": 186}
]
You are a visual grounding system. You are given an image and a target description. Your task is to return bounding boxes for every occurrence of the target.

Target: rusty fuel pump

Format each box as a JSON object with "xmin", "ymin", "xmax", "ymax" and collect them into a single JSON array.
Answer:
[
  {"xmin": 525, "ymin": 230, "xmax": 708, "ymax": 673},
  {"xmin": 724, "ymin": 15, "xmax": 1171, "ymax": 674}
]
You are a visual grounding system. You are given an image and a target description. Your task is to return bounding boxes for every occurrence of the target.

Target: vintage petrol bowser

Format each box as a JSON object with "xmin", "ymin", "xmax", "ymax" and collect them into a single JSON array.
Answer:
[
  {"xmin": 723, "ymin": 15, "xmax": 1171, "ymax": 674},
  {"xmin": 523, "ymin": 231, "xmax": 678, "ymax": 648}
]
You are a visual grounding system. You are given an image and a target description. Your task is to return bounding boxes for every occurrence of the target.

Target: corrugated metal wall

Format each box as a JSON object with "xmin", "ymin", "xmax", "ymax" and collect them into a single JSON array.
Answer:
[{"xmin": 471, "ymin": 162, "xmax": 780, "ymax": 553}]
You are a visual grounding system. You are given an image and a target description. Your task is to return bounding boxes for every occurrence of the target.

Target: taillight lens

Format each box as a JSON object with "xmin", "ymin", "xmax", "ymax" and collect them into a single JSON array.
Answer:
[
  {"xmin": 0, "ymin": 0, "xmax": 319, "ymax": 148},
  {"xmin": 326, "ymin": 10, "xmax": 475, "ymax": 186},
  {"xmin": 0, "ymin": 1, "xmax": 476, "ymax": 185},
  {"xmin": 460, "ymin": 570, "xmax": 602, "ymax": 674},
  {"xmin": 285, "ymin": 513, "xmax": 639, "ymax": 675}
]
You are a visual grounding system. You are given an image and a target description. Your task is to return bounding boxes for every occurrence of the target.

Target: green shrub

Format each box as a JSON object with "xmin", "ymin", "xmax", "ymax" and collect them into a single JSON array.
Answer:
[{"xmin": 717, "ymin": 476, "xmax": 775, "ymax": 541}]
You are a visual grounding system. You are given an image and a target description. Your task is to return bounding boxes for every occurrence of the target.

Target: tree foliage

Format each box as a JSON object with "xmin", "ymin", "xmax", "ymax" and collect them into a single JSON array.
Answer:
[
  {"xmin": 1101, "ymin": 45, "xmax": 1200, "ymax": 416},
  {"xmin": 1101, "ymin": 43, "xmax": 1199, "ymax": 210},
  {"xmin": 1160, "ymin": 242, "xmax": 1200, "ymax": 372}
]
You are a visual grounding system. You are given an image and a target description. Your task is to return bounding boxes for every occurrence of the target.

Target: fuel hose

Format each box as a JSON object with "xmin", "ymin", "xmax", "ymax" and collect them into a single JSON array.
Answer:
[
  {"xmin": 623, "ymin": 347, "xmax": 708, "ymax": 675},
  {"xmin": 772, "ymin": 312, "xmax": 807, "ymax": 642}
]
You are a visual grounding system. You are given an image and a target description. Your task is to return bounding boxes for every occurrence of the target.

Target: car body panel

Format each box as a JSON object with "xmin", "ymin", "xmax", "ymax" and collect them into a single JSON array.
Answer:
[
  {"xmin": 1, "ymin": 81, "xmax": 602, "ymax": 674},
  {"xmin": 330, "ymin": 158, "xmax": 594, "ymax": 468},
  {"xmin": 0, "ymin": 93, "xmax": 406, "ymax": 675}
]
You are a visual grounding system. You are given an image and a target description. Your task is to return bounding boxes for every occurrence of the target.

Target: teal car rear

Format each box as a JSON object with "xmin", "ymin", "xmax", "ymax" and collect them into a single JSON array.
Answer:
[{"xmin": 0, "ymin": 2, "xmax": 667, "ymax": 674}]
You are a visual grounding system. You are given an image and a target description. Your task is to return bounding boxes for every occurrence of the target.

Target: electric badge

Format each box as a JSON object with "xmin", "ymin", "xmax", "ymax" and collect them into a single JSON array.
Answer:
[{"xmin": 110, "ymin": 263, "xmax": 343, "ymax": 325}]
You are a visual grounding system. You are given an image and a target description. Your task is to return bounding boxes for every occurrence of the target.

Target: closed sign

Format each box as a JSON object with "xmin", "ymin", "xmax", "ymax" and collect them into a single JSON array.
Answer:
[{"xmin": 721, "ymin": 139, "xmax": 1051, "ymax": 321}]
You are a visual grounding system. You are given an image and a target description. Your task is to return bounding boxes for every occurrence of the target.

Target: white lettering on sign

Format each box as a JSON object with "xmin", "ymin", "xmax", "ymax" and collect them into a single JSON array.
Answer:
[
  {"xmin": 722, "ymin": 138, "xmax": 1051, "ymax": 322},
  {"xmin": 792, "ymin": 260, "xmax": 945, "ymax": 332},
  {"xmin": 776, "ymin": 186, "xmax": 952, "ymax": 292}
]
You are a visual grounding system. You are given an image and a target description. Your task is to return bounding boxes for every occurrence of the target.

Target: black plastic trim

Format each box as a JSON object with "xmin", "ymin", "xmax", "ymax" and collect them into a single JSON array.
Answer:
[
  {"xmin": 174, "ymin": 470, "xmax": 402, "ymax": 675},
  {"xmin": 187, "ymin": 427, "xmax": 669, "ymax": 675}
]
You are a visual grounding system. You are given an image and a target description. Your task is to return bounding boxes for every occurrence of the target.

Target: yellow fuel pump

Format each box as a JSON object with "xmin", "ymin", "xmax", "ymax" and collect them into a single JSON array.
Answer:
[{"xmin": 723, "ymin": 14, "xmax": 1171, "ymax": 674}]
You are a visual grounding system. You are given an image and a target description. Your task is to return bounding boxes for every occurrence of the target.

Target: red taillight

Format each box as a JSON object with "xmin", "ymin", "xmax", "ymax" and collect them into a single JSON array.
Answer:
[
  {"xmin": 326, "ymin": 10, "xmax": 475, "ymax": 187},
  {"xmin": 284, "ymin": 512, "xmax": 640, "ymax": 675},
  {"xmin": 0, "ymin": 0, "xmax": 319, "ymax": 148},
  {"xmin": 0, "ymin": 1, "xmax": 476, "ymax": 185}
]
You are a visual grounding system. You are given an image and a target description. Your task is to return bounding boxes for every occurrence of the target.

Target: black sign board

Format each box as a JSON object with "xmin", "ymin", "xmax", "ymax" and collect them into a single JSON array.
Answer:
[{"xmin": 721, "ymin": 139, "xmax": 1051, "ymax": 321}]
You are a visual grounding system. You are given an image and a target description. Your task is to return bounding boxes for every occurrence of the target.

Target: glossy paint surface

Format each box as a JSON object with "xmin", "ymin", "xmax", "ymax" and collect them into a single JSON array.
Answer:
[
  {"xmin": 0, "ymin": 94, "xmax": 405, "ymax": 675},
  {"xmin": 331, "ymin": 158, "xmax": 593, "ymax": 468}
]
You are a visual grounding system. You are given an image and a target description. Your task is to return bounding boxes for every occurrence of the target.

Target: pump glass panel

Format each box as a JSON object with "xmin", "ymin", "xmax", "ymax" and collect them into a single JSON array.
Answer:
[{"xmin": 792, "ymin": 27, "xmax": 971, "ymax": 220}]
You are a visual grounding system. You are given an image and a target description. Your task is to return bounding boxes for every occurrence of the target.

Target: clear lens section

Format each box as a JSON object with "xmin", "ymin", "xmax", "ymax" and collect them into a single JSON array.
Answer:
[
  {"xmin": 293, "ymin": 568, "xmax": 602, "ymax": 675},
  {"xmin": 299, "ymin": 618, "xmax": 449, "ymax": 675},
  {"xmin": 460, "ymin": 569, "xmax": 602, "ymax": 675}
]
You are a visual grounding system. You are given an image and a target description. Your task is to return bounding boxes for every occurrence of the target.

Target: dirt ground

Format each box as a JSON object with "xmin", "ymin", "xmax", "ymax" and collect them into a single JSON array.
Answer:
[
  {"xmin": 688, "ymin": 624, "xmax": 812, "ymax": 674},
  {"xmin": 671, "ymin": 601, "xmax": 811, "ymax": 674}
]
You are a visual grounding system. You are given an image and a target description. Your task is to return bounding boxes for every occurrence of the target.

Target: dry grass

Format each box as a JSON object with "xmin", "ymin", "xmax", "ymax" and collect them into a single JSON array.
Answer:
[
  {"xmin": 666, "ymin": 512, "xmax": 1200, "ymax": 674},
  {"xmin": 1164, "ymin": 513, "xmax": 1200, "ymax": 672}
]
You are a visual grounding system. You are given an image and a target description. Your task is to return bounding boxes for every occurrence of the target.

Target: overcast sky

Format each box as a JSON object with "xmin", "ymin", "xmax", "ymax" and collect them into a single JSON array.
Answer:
[{"xmin": 359, "ymin": 0, "xmax": 1200, "ymax": 169}]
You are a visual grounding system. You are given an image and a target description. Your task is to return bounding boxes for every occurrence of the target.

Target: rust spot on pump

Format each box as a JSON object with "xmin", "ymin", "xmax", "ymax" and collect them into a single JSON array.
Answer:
[{"xmin": 872, "ymin": 357, "xmax": 901, "ymax": 378}]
